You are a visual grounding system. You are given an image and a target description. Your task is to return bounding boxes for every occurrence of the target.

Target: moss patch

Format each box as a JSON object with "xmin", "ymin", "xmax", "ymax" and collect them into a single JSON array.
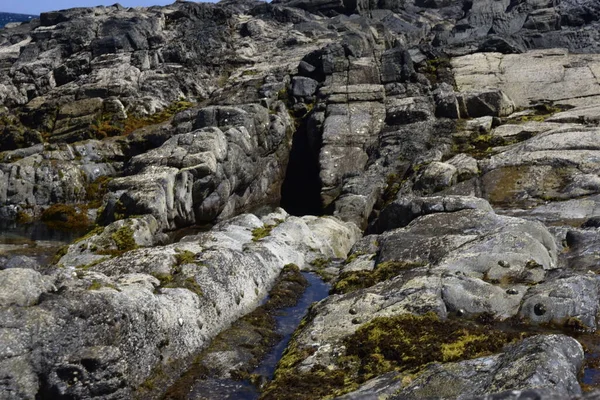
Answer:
[
  {"xmin": 512, "ymin": 103, "xmax": 564, "ymax": 123},
  {"xmin": 41, "ymin": 204, "xmax": 90, "ymax": 230},
  {"xmin": 252, "ymin": 225, "xmax": 274, "ymax": 241},
  {"xmin": 262, "ymin": 313, "xmax": 527, "ymax": 400},
  {"xmin": 174, "ymin": 249, "xmax": 198, "ymax": 267},
  {"xmin": 85, "ymin": 175, "xmax": 112, "ymax": 208},
  {"xmin": 331, "ymin": 261, "xmax": 425, "ymax": 295},
  {"xmin": 346, "ymin": 313, "xmax": 525, "ymax": 375},
  {"xmin": 111, "ymin": 226, "xmax": 137, "ymax": 252},
  {"xmin": 419, "ymin": 57, "xmax": 453, "ymax": 86},
  {"xmin": 94, "ymin": 225, "xmax": 138, "ymax": 257},
  {"xmin": 252, "ymin": 220, "xmax": 283, "ymax": 242},
  {"xmin": 90, "ymin": 100, "xmax": 195, "ymax": 139}
]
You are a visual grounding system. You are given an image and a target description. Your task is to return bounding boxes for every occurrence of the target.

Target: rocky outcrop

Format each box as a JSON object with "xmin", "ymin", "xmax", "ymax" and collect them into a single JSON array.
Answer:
[
  {"xmin": 0, "ymin": 209, "xmax": 359, "ymax": 399},
  {"xmin": 100, "ymin": 103, "xmax": 294, "ymax": 230},
  {"xmin": 4, "ymin": 0, "xmax": 600, "ymax": 399},
  {"xmin": 339, "ymin": 335, "xmax": 584, "ymax": 400}
]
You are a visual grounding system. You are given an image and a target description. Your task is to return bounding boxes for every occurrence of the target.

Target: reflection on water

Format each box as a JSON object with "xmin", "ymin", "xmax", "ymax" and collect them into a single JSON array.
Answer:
[
  {"xmin": 254, "ymin": 273, "xmax": 330, "ymax": 379},
  {"xmin": 0, "ymin": 221, "xmax": 87, "ymax": 266}
]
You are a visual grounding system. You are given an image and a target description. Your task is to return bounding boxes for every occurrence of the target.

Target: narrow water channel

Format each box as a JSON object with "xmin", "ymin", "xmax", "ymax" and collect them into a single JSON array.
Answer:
[{"xmin": 185, "ymin": 273, "xmax": 330, "ymax": 400}]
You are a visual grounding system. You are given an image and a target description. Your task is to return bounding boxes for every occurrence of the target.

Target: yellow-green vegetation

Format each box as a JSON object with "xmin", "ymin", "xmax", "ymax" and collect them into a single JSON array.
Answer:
[
  {"xmin": 264, "ymin": 264, "xmax": 308, "ymax": 310},
  {"xmin": 277, "ymin": 87, "xmax": 289, "ymax": 103},
  {"xmin": 88, "ymin": 280, "xmax": 103, "ymax": 290},
  {"xmin": 90, "ymin": 100, "xmax": 194, "ymax": 139},
  {"xmin": 309, "ymin": 257, "xmax": 335, "ymax": 281},
  {"xmin": 73, "ymin": 226, "xmax": 105, "ymax": 244},
  {"xmin": 262, "ymin": 313, "xmax": 527, "ymax": 400},
  {"xmin": 513, "ymin": 103, "xmax": 563, "ymax": 123},
  {"xmin": 51, "ymin": 245, "xmax": 69, "ymax": 265},
  {"xmin": 41, "ymin": 203, "xmax": 90, "ymax": 230},
  {"xmin": 85, "ymin": 175, "xmax": 112, "ymax": 208},
  {"xmin": 95, "ymin": 225, "xmax": 138, "ymax": 257},
  {"xmin": 452, "ymin": 131, "xmax": 505, "ymax": 159},
  {"xmin": 155, "ymin": 271, "xmax": 204, "ymax": 298},
  {"xmin": 154, "ymin": 251, "xmax": 204, "ymax": 298},
  {"xmin": 111, "ymin": 225, "xmax": 137, "ymax": 252},
  {"xmin": 16, "ymin": 210, "xmax": 33, "ymax": 224},
  {"xmin": 87, "ymin": 279, "xmax": 119, "ymax": 291},
  {"xmin": 241, "ymin": 69, "xmax": 259, "ymax": 76},
  {"xmin": 382, "ymin": 173, "xmax": 402, "ymax": 206},
  {"xmin": 251, "ymin": 219, "xmax": 283, "ymax": 242},
  {"xmin": 252, "ymin": 225, "xmax": 275, "ymax": 241},
  {"xmin": 111, "ymin": 199, "xmax": 128, "ymax": 221},
  {"xmin": 174, "ymin": 249, "xmax": 197, "ymax": 266},
  {"xmin": 345, "ymin": 313, "xmax": 525, "ymax": 375},
  {"xmin": 311, "ymin": 257, "xmax": 330, "ymax": 269},
  {"xmin": 331, "ymin": 261, "xmax": 425, "ymax": 294},
  {"xmin": 420, "ymin": 57, "xmax": 452, "ymax": 85},
  {"xmin": 344, "ymin": 252, "xmax": 364, "ymax": 265}
]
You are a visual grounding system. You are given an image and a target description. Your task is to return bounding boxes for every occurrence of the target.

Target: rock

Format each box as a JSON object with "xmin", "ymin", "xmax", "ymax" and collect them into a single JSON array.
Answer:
[
  {"xmin": 380, "ymin": 46, "xmax": 415, "ymax": 84},
  {"xmin": 452, "ymin": 50, "xmax": 600, "ymax": 109},
  {"xmin": 446, "ymin": 153, "xmax": 479, "ymax": 181},
  {"xmin": 479, "ymin": 125, "xmax": 600, "ymax": 207},
  {"xmin": 433, "ymin": 82, "xmax": 459, "ymax": 118},
  {"xmin": 546, "ymin": 104, "xmax": 600, "ymax": 124},
  {"xmin": 0, "ymin": 268, "xmax": 54, "ymax": 307},
  {"xmin": 457, "ymin": 89, "xmax": 515, "ymax": 118},
  {"xmin": 98, "ymin": 104, "xmax": 293, "ymax": 230},
  {"xmin": 376, "ymin": 195, "xmax": 493, "ymax": 232},
  {"xmin": 385, "ymin": 97, "xmax": 434, "ymax": 125},
  {"xmin": 465, "ymin": 116, "xmax": 494, "ymax": 133},
  {"xmin": 0, "ymin": 210, "xmax": 360, "ymax": 398},
  {"xmin": 414, "ymin": 161, "xmax": 457, "ymax": 193},
  {"xmin": 2, "ymin": 255, "xmax": 41, "ymax": 271},
  {"xmin": 292, "ymin": 76, "xmax": 318, "ymax": 97},
  {"xmin": 3, "ymin": 1, "xmax": 600, "ymax": 399},
  {"xmin": 518, "ymin": 274, "xmax": 600, "ymax": 330},
  {"xmin": 393, "ymin": 335, "xmax": 583, "ymax": 399}
]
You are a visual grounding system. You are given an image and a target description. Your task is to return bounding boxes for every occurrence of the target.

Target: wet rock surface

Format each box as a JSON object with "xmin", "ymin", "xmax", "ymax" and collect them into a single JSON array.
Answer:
[{"xmin": 3, "ymin": 0, "xmax": 600, "ymax": 399}]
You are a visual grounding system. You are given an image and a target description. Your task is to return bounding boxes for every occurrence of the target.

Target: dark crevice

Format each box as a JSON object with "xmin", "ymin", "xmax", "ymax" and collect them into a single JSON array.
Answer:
[{"xmin": 280, "ymin": 114, "xmax": 323, "ymax": 216}]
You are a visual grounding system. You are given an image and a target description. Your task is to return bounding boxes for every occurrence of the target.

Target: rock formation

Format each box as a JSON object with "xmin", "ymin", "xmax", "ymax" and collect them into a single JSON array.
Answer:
[{"xmin": 2, "ymin": 0, "xmax": 600, "ymax": 398}]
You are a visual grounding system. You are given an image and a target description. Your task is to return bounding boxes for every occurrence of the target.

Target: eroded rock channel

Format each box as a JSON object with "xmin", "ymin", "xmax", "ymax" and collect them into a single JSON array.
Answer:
[{"xmin": 3, "ymin": 0, "xmax": 600, "ymax": 399}]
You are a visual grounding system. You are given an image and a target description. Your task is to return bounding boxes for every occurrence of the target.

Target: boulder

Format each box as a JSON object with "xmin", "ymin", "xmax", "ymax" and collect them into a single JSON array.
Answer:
[{"xmin": 457, "ymin": 89, "xmax": 515, "ymax": 118}]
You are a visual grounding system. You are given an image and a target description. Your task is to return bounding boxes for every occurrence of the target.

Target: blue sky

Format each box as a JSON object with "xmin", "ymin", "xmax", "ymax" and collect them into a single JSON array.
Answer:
[{"xmin": 3, "ymin": 0, "xmax": 216, "ymax": 15}]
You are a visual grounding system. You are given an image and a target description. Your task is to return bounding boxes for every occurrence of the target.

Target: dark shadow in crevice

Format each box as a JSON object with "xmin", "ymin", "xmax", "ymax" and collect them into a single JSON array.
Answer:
[{"xmin": 280, "ymin": 115, "xmax": 323, "ymax": 216}]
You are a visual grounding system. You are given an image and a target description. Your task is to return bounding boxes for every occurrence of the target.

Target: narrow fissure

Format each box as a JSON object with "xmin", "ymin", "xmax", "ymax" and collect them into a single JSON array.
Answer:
[{"xmin": 280, "ymin": 115, "xmax": 324, "ymax": 216}]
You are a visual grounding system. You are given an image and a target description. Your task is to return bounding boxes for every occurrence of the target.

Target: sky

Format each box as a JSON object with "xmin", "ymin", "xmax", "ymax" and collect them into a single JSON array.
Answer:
[{"xmin": 2, "ymin": 0, "xmax": 216, "ymax": 15}]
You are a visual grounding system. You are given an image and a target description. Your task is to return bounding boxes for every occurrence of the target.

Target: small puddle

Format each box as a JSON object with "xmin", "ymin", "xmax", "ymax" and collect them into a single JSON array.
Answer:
[
  {"xmin": 0, "ymin": 221, "xmax": 87, "ymax": 266},
  {"xmin": 185, "ymin": 272, "xmax": 330, "ymax": 400}
]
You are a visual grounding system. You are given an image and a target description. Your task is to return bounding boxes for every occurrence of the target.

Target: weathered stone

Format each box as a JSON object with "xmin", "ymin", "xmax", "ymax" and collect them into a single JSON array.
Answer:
[
  {"xmin": 0, "ymin": 268, "xmax": 55, "ymax": 307},
  {"xmin": 291, "ymin": 76, "xmax": 318, "ymax": 97},
  {"xmin": 433, "ymin": 82, "xmax": 459, "ymax": 118},
  {"xmin": 414, "ymin": 161, "xmax": 457, "ymax": 193},
  {"xmin": 457, "ymin": 89, "xmax": 515, "ymax": 118}
]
